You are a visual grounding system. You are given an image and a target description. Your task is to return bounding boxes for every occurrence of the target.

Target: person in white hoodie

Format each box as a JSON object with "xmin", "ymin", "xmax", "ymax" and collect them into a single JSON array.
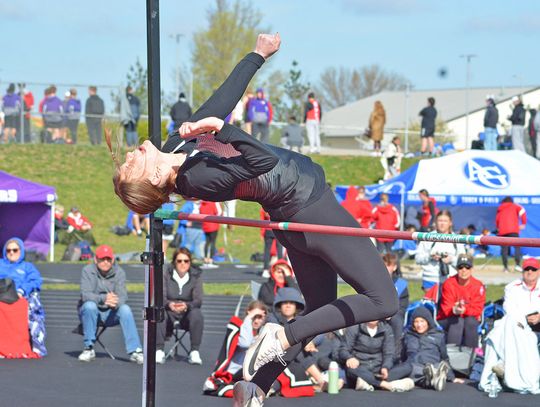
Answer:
[
  {"xmin": 415, "ymin": 210, "xmax": 465, "ymax": 293},
  {"xmin": 381, "ymin": 136, "xmax": 403, "ymax": 181}
]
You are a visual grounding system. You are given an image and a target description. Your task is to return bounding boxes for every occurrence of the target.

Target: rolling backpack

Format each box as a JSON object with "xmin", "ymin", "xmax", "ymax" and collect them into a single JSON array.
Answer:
[{"xmin": 78, "ymin": 241, "xmax": 94, "ymax": 261}]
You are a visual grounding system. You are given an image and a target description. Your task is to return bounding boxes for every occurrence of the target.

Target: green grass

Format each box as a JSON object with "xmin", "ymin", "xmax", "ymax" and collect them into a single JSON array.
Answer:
[
  {"xmin": 0, "ymin": 144, "xmax": 417, "ymax": 262},
  {"xmin": 42, "ymin": 281, "xmax": 505, "ymax": 302}
]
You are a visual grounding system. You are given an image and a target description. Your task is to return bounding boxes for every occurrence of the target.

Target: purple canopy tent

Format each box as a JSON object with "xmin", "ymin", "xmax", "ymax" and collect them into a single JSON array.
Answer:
[{"xmin": 0, "ymin": 171, "xmax": 56, "ymax": 261}]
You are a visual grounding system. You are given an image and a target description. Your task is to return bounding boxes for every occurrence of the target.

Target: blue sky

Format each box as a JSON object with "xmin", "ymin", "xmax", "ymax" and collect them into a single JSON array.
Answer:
[{"xmin": 1, "ymin": 0, "xmax": 539, "ymax": 106}]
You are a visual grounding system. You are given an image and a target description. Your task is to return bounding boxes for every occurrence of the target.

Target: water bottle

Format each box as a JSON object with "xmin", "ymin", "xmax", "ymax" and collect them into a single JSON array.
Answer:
[
  {"xmin": 327, "ymin": 361, "xmax": 339, "ymax": 394},
  {"xmin": 487, "ymin": 373, "xmax": 499, "ymax": 398}
]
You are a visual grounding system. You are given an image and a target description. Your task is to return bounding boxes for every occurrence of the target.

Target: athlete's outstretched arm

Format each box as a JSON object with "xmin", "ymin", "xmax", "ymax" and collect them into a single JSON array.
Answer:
[
  {"xmin": 190, "ymin": 33, "xmax": 280, "ymax": 122},
  {"xmin": 163, "ymin": 34, "xmax": 280, "ymax": 153}
]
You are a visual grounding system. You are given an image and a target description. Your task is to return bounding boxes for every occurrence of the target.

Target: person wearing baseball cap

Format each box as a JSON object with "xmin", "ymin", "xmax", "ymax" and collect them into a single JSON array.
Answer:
[
  {"xmin": 437, "ymin": 254, "xmax": 486, "ymax": 348},
  {"xmin": 503, "ymin": 257, "xmax": 540, "ymax": 338},
  {"xmin": 78, "ymin": 244, "xmax": 144, "ymax": 364},
  {"xmin": 481, "ymin": 257, "xmax": 540, "ymax": 394}
]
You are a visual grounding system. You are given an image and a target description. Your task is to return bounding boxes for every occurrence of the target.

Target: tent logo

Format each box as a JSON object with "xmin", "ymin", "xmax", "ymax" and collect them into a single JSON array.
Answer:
[{"xmin": 464, "ymin": 158, "xmax": 509, "ymax": 189}]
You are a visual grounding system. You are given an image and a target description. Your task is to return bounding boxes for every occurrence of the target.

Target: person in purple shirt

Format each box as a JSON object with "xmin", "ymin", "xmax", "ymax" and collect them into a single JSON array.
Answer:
[
  {"xmin": 42, "ymin": 85, "xmax": 64, "ymax": 142},
  {"xmin": 2, "ymin": 83, "xmax": 21, "ymax": 143},
  {"xmin": 247, "ymin": 88, "xmax": 273, "ymax": 144},
  {"xmin": 64, "ymin": 88, "xmax": 82, "ymax": 144}
]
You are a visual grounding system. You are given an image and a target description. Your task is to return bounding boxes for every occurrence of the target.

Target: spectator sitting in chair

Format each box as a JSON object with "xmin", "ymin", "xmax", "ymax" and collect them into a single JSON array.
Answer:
[
  {"xmin": 403, "ymin": 307, "xmax": 464, "ymax": 391},
  {"xmin": 127, "ymin": 211, "xmax": 150, "ymax": 237},
  {"xmin": 338, "ymin": 319, "xmax": 414, "ymax": 392},
  {"xmin": 156, "ymin": 247, "xmax": 204, "ymax": 366},
  {"xmin": 0, "ymin": 238, "xmax": 47, "ymax": 356},
  {"xmin": 258, "ymin": 259, "xmax": 298, "ymax": 309},
  {"xmin": 67, "ymin": 206, "xmax": 96, "ymax": 245},
  {"xmin": 437, "ymin": 254, "xmax": 485, "ymax": 349},
  {"xmin": 0, "ymin": 238, "xmax": 42, "ymax": 299},
  {"xmin": 479, "ymin": 257, "xmax": 540, "ymax": 394},
  {"xmin": 54, "ymin": 204, "xmax": 70, "ymax": 243},
  {"xmin": 280, "ymin": 115, "xmax": 303, "ymax": 152},
  {"xmin": 78, "ymin": 245, "xmax": 143, "ymax": 364},
  {"xmin": 503, "ymin": 257, "xmax": 540, "ymax": 342}
]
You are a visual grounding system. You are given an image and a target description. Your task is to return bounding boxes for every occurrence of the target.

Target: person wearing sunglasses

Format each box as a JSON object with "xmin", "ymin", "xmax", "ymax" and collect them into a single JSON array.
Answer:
[
  {"xmin": 0, "ymin": 238, "xmax": 42, "ymax": 299},
  {"xmin": 479, "ymin": 257, "xmax": 540, "ymax": 395},
  {"xmin": 0, "ymin": 237, "xmax": 47, "ymax": 357},
  {"xmin": 156, "ymin": 247, "xmax": 204, "ymax": 365},
  {"xmin": 78, "ymin": 244, "xmax": 143, "ymax": 364},
  {"xmin": 437, "ymin": 254, "xmax": 485, "ymax": 348}
]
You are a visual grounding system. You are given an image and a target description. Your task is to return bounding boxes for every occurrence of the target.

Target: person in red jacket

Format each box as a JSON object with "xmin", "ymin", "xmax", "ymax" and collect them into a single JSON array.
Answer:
[
  {"xmin": 419, "ymin": 189, "xmax": 437, "ymax": 231},
  {"xmin": 371, "ymin": 193, "xmax": 400, "ymax": 253},
  {"xmin": 200, "ymin": 200, "xmax": 222, "ymax": 267},
  {"xmin": 437, "ymin": 254, "xmax": 485, "ymax": 348},
  {"xmin": 357, "ymin": 186, "xmax": 373, "ymax": 229},
  {"xmin": 496, "ymin": 196, "xmax": 527, "ymax": 273},
  {"xmin": 260, "ymin": 208, "xmax": 283, "ymax": 278},
  {"xmin": 341, "ymin": 186, "xmax": 361, "ymax": 222}
]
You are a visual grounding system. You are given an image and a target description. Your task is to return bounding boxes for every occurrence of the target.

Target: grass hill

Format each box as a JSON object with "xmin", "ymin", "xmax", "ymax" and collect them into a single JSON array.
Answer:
[{"xmin": 0, "ymin": 144, "xmax": 418, "ymax": 262}]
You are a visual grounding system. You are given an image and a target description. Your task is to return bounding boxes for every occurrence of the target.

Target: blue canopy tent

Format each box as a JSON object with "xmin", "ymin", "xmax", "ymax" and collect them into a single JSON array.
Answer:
[{"xmin": 336, "ymin": 150, "xmax": 540, "ymax": 256}]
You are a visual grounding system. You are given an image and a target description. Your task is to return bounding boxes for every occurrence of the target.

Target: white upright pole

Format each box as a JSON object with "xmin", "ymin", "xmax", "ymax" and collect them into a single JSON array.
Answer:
[
  {"xmin": 49, "ymin": 202, "xmax": 55, "ymax": 262},
  {"xmin": 460, "ymin": 54, "xmax": 477, "ymax": 150},
  {"xmin": 404, "ymin": 83, "xmax": 410, "ymax": 153}
]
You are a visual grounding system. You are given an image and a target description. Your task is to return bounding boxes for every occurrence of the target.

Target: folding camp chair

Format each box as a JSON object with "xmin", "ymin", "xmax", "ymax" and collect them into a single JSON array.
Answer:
[
  {"xmin": 165, "ymin": 320, "xmax": 190, "ymax": 360},
  {"xmin": 72, "ymin": 321, "xmax": 116, "ymax": 360},
  {"xmin": 478, "ymin": 301, "xmax": 505, "ymax": 343},
  {"xmin": 250, "ymin": 280, "xmax": 262, "ymax": 300}
]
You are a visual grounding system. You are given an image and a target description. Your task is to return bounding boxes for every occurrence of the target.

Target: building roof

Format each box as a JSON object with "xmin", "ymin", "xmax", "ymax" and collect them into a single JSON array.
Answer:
[{"xmin": 321, "ymin": 86, "xmax": 538, "ymax": 137}]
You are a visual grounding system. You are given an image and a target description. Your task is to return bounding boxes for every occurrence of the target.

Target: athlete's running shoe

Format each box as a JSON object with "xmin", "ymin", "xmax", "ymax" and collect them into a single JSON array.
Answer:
[{"xmin": 242, "ymin": 323, "xmax": 286, "ymax": 381}]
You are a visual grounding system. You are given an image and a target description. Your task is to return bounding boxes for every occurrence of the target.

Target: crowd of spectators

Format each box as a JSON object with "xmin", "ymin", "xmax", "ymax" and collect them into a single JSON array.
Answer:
[
  {"xmin": 0, "ymin": 83, "xmax": 143, "ymax": 146},
  {"xmin": 1, "ymin": 192, "xmax": 539, "ymax": 401},
  {"xmin": 2, "ymin": 81, "xmax": 539, "ymax": 403}
]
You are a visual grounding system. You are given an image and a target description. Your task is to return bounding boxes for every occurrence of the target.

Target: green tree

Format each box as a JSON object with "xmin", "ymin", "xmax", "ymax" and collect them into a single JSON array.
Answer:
[
  {"xmin": 259, "ymin": 69, "xmax": 287, "ymax": 121},
  {"xmin": 190, "ymin": 0, "xmax": 268, "ymax": 108},
  {"xmin": 283, "ymin": 60, "xmax": 310, "ymax": 121},
  {"xmin": 126, "ymin": 58, "xmax": 149, "ymax": 115}
]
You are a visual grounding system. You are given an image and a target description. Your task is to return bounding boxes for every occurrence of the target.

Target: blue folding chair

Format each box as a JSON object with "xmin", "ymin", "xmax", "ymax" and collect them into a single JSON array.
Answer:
[{"xmin": 478, "ymin": 302, "xmax": 505, "ymax": 341}]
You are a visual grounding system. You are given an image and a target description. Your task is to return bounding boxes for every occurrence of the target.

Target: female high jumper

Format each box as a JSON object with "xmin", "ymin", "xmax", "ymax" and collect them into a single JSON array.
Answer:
[{"xmin": 109, "ymin": 33, "xmax": 398, "ymax": 407}]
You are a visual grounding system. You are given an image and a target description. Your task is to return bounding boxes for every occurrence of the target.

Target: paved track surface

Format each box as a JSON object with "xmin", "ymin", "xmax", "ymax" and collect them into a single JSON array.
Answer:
[
  {"xmin": 1, "ymin": 291, "xmax": 533, "ymax": 407},
  {"xmin": 39, "ymin": 261, "xmax": 519, "ymax": 286},
  {"xmin": 39, "ymin": 262, "xmax": 267, "ymax": 284}
]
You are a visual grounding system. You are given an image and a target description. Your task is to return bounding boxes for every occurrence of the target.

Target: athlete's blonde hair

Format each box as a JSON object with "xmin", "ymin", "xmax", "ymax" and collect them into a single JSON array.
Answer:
[{"xmin": 105, "ymin": 130, "xmax": 172, "ymax": 214}]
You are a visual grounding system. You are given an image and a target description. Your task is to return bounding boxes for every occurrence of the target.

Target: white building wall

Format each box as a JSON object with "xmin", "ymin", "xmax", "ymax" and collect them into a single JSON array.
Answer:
[{"xmin": 447, "ymin": 89, "xmax": 540, "ymax": 150}]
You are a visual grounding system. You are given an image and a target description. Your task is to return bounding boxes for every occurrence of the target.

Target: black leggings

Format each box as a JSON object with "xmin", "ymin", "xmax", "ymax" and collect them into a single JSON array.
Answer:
[
  {"xmin": 252, "ymin": 187, "xmax": 398, "ymax": 392},
  {"xmin": 347, "ymin": 363, "xmax": 412, "ymax": 387},
  {"xmin": 438, "ymin": 315, "xmax": 479, "ymax": 348},
  {"xmin": 156, "ymin": 308, "xmax": 204, "ymax": 351},
  {"xmin": 204, "ymin": 231, "xmax": 218, "ymax": 259},
  {"xmin": 500, "ymin": 233, "xmax": 521, "ymax": 269}
]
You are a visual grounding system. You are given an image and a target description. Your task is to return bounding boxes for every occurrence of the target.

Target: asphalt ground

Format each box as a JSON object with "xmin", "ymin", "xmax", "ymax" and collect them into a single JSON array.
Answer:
[
  {"xmin": 38, "ymin": 262, "xmax": 267, "ymax": 284},
  {"xmin": 1, "ymin": 290, "xmax": 534, "ymax": 407},
  {"xmin": 38, "ymin": 261, "xmax": 518, "ymax": 286}
]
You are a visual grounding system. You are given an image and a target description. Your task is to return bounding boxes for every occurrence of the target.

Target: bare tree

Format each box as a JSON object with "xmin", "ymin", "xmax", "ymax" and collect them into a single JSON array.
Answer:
[{"xmin": 315, "ymin": 65, "xmax": 410, "ymax": 110}]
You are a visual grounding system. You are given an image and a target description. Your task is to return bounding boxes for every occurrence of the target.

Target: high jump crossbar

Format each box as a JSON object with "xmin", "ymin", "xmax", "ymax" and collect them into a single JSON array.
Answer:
[{"xmin": 154, "ymin": 210, "xmax": 540, "ymax": 248}]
